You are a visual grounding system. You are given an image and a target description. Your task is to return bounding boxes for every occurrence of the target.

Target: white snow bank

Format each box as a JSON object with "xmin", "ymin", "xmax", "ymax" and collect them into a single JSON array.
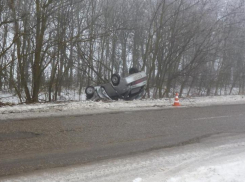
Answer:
[
  {"xmin": 1, "ymin": 95, "xmax": 245, "ymax": 120},
  {"xmin": 150, "ymin": 134, "xmax": 245, "ymax": 182},
  {"xmin": 167, "ymin": 160, "xmax": 245, "ymax": 182}
]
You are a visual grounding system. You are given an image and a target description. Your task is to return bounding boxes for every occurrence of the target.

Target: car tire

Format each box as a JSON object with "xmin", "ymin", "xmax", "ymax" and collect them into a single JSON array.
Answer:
[
  {"xmin": 85, "ymin": 86, "xmax": 95, "ymax": 96},
  {"xmin": 111, "ymin": 73, "xmax": 120, "ymax": 86},
  {"xmin": 129, "ymin": 67, "xmax": 139, "ymax": 75}
]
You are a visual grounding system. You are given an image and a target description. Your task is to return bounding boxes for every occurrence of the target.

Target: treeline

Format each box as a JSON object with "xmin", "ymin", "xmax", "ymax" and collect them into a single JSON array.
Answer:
[{"xmin": 0, "ymin": 0, "xmax": 245, "ymax": 103}]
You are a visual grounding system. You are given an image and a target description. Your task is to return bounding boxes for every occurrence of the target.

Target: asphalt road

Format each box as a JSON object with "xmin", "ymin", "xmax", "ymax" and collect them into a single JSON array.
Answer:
[{"xmin": 0, "ymin": 104, "xmax": 245, "ymax": 177}]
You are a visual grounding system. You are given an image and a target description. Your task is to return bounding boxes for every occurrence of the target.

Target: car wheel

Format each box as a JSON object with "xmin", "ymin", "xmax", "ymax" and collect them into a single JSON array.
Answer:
[
  {"xmin": 111, "ymin": 73, "xmax": 120, "ymax": 86},
  {"xmin": 85, "ymin": 86, "xmax": 95, "ymax": 96},
  {"xmin": 129, "ymin": 67, "xmax": 139, "ymax": 75}
]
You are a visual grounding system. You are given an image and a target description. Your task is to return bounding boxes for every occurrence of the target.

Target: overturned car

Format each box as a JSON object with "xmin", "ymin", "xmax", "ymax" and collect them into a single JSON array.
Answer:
[{"xmin": 85, "ymin": 68, "xmax": 147, "ymax": 101}]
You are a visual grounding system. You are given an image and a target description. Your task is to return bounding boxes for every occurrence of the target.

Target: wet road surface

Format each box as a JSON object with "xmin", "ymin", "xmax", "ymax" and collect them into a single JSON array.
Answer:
[{"xmin": 0, "ymin": 104, "xmax": 245, "ymax": 177}]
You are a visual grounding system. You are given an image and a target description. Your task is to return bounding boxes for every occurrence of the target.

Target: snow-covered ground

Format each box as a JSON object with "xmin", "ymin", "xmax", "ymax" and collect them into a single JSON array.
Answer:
[{"xmin": 0, "ymin": 94, "xmax": 245, "ymax": 120}]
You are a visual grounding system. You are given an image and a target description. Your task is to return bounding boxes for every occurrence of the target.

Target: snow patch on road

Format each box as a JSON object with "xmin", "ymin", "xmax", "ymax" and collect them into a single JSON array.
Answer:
[
  {"xmin": 167, "ymin": 161, "xmax": 245, "ymax": 182},
  {"xmin": 133, "ymin": 178, "xmax": 142, "ymax": 182}
]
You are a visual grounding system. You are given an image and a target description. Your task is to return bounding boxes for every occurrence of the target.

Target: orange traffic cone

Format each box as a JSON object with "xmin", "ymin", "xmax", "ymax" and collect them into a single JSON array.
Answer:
[{"xmin": 173, "ymin": 93, "xmax": 181, "ymax": 106}]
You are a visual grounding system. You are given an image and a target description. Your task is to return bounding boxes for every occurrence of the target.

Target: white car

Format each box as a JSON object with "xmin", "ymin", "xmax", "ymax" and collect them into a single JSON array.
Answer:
[{"xmin": 85, "ymin": 68, "xmax": 147, "ymax": 101}]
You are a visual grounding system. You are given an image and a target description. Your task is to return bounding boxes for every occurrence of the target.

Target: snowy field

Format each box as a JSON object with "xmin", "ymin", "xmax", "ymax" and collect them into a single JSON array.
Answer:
[{"xmin": 1, "ymin": 94, "xmax": 245, "ymax": 181}]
